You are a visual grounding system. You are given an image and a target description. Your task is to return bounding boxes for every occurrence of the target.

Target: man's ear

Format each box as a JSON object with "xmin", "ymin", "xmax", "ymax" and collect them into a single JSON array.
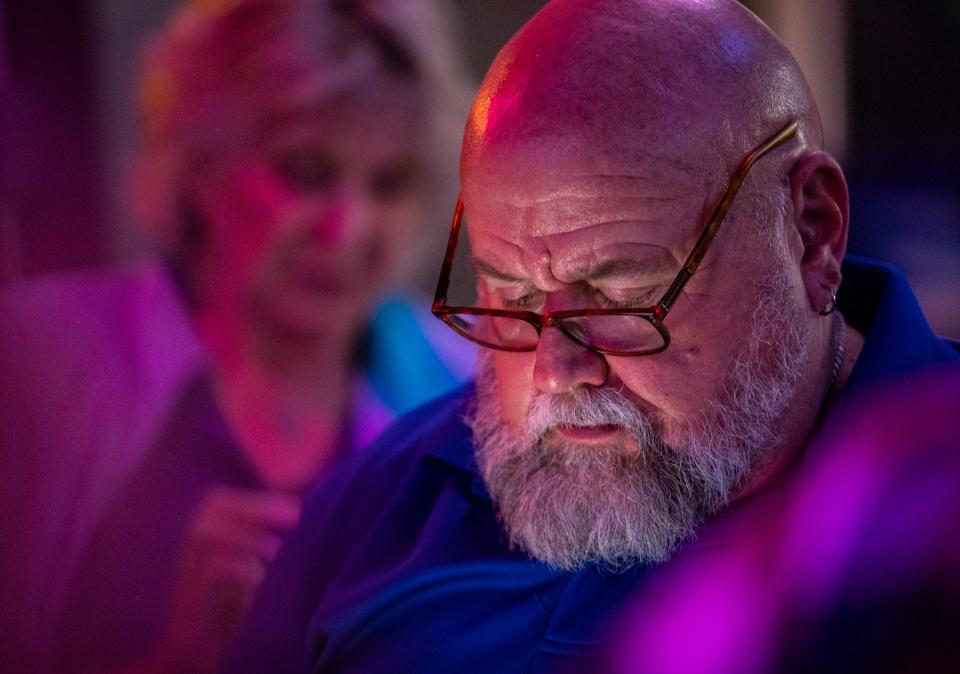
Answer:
[{"xmin": 788, "ymin": 151, "xmax": 850, "ymax": 313}]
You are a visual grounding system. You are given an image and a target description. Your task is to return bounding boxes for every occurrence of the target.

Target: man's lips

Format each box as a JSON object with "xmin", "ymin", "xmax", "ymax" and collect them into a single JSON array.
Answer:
[{"xmin": 554, "ymin": 424, "xmax": 624, "ymax": 442}]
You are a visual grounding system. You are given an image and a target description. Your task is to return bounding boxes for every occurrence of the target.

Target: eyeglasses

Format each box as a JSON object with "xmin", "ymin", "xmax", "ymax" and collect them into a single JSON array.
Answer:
[{"xmin": 431, "ymin": 121, "xmax": 799, "ymax": 356}]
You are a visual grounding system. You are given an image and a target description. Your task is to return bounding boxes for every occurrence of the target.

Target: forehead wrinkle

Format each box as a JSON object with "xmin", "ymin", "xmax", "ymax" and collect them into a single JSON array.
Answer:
[
  {"xmin": 550, "ymin": 242, "xmax": 679, "ymax": 285},
  {"xmin": 486, "ymin": 184, "xmax": 696, "ymax": 208},
  {"xmin": 539, "ymin": 219, "xmax": 677, "ymax": 250},
  {"xmin": 519, "ymin": 196, "xmax": 698, "ymax": 239},
  {"xmin": 468, "ymin": 228, "xmax": 540, "ymax": 281},
  {"xmin": 465, "ymin": 159, "xmax": 699, "ymax": 203},
  {"xmin": 466, "ymin": 189, "xmax": 701, "ymax": 286},
  {"xmin": 563, "ymin": 172, "xmax": 699, "ymax": 194}
]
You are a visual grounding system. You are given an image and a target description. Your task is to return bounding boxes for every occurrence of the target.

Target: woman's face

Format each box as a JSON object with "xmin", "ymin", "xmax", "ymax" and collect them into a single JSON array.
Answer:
[{"xmin": 191, "ymin": 94, "xmax": 428, "ymax": 342}]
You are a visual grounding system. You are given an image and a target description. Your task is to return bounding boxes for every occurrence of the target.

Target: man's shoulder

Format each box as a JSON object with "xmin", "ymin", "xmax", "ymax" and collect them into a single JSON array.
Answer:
[
  {"xmin": 365, "ymin": 381, "xmax": 477, "ymax": 461},
  {"xmin": 840, "ymin": 255, "xmax": 959, "ymax": 388},
  {"xmin": 305, "ymin": 383, "xmax": 477, "ymax": 516},
  {"xmin": 353, "ymin": 383, "xmax": 474, "ymax": 474}
]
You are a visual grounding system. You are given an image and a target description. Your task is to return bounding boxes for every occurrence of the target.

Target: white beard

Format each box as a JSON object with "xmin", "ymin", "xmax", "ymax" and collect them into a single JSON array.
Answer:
[{"xmin": 469, "ymin": 266, "xmax": 810, "ymax": 571}]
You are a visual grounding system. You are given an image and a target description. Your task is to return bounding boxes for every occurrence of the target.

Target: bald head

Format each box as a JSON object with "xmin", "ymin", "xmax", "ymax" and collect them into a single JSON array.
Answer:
[
  {"xmin": 463, "ymin": 0, "xmax": 821, "ymax": 190},
  {"xmin": 458, "ymin": 0, "xmax": 853, "ymax": 573}
]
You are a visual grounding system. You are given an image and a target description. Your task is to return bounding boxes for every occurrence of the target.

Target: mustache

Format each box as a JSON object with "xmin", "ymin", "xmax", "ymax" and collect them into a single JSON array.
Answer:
[{"xmin": 524, "ymin": 385, "xmax": 663, "ymax": 448}]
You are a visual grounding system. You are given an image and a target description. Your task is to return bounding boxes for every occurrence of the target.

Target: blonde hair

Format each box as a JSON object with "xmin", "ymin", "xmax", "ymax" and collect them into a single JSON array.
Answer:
[{"xmin": 134, "ymin": 0, "xmax": 472, "ymax": 287}]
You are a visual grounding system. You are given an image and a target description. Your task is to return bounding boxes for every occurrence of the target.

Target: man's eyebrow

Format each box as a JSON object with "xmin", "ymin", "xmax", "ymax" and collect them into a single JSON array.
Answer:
[
  {"xmin": 469, "ymin": 258, "xmax": 527, "ymax": 283},
  {"xmin": 578, "ymin": 257, "xmax": 673, "ymax": 281}
]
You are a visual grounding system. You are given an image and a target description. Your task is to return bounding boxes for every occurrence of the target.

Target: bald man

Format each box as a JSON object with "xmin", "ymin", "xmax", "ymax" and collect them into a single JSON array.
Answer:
[{"xmin": 227, "ymin": 1, "xmax": 959, "ymax": 672}]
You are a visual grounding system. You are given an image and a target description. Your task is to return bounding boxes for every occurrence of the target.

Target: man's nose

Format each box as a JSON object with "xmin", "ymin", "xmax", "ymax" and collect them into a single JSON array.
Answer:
[{"xmin": 532, "ymin": 324, "xmax": 609, "ymax": 394}]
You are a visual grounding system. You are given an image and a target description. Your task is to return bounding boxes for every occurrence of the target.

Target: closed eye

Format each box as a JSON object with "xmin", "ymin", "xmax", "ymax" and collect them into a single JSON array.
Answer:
[
  {"xmin": 480, "ymin": 276, "xmax": 543, "ymax": 311},
  {"xmin": 591, "ymin": 287, "xmax": 660, "ymax": 309},
  {"xmin": 499, "ymin": 291, "xmax": 543, "ymax": 310}
]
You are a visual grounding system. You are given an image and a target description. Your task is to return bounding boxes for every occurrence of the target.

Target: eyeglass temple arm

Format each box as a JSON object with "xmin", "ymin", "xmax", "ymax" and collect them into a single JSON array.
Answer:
[
  {"xmin": 433, "ymin": 196, "xmax": 464, "ymax": 309},
  {"xmin": 658, "ymin": 121, "xmax": 799, "ymax": 314}
]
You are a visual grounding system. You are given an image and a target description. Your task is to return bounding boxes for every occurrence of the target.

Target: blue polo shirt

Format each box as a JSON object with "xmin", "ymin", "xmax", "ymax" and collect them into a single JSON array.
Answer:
[{"xmin": 225, "ymin": 258, "xmax": 958, "ymax": 674}]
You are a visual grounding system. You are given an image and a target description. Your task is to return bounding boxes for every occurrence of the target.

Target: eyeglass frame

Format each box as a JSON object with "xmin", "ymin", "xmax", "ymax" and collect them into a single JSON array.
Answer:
[{"xmin": 431, "ymin": 120, "xmax": 799, "ymax": 357}]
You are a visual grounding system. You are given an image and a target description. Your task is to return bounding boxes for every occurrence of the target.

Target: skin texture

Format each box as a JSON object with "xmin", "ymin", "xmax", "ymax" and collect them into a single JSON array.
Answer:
[{"xmin": 460, "ymin": 0, "xmax": 861, "ymax": 502}]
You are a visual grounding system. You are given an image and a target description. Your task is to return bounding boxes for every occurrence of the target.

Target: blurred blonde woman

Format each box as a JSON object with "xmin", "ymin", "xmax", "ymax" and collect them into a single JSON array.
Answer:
[{"xmin": 0, "ymin": 0, "xmax": 473, "ymax": 671}]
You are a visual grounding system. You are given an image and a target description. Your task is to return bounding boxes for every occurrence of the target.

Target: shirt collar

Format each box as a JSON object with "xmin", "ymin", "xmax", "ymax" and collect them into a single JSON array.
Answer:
[
  {"xmin": 417, "ymin": 382, "xmax": 494, "ymax": 501},
  {"xmin": 841, "ymin": 256, "xmax": 959, "ymax": 393},
  {"xmin": 419, "ymin": 382, "xmax": 480, "ymax": 471}
]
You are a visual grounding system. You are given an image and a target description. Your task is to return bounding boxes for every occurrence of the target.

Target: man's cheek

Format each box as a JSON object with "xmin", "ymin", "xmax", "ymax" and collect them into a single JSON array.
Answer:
[{"xmin": 493, "ymin": 352, "xmax": 536, "ymax": 426}]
